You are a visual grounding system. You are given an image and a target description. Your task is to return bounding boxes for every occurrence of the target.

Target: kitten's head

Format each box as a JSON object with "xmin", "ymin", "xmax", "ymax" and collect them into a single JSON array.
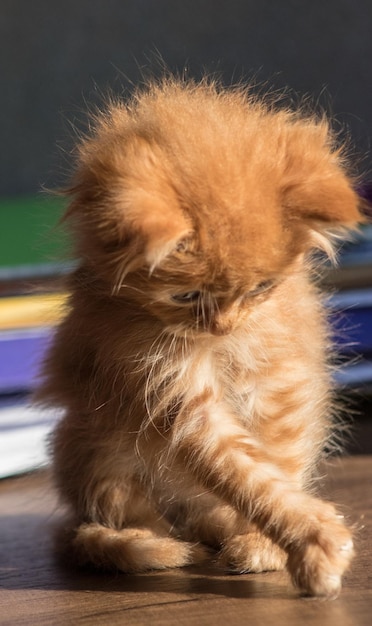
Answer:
[{"xmin": 65, "ymin": 79, "xmax": 362, "ymax": 336}]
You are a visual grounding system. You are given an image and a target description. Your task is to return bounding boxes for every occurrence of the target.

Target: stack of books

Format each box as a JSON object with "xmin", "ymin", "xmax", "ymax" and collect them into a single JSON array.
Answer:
[
  {"xmin": 324, "ymin": 224, "xmax": 372, "ymax": 391},
  {"xmin": 0, "ymin": 195, "xmax": 68, "ymax": 477}
]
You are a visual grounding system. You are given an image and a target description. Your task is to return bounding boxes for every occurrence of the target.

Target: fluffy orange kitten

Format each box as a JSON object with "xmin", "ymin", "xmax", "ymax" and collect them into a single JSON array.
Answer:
[{"xmin": 38, "ymin": 78, "xmax": 362, "ymax": 597}]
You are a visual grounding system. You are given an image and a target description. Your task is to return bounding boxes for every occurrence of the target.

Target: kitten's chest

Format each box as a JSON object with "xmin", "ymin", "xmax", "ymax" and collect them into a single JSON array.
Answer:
[{"xmin": 186, "ymin": 339, "xmax": 262, "ymax": 420}]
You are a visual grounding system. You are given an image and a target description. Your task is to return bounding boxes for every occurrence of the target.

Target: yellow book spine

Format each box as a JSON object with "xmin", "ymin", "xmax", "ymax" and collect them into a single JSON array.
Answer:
[{"xmin": 0, "ymin": 294, "xmax": 67, "ymax": 330}]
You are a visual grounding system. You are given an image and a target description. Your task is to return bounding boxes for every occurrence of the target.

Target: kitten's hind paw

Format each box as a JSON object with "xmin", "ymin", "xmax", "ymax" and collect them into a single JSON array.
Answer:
[
  {"xmin": 72, "ymin": 523, "xmax": 210, "ymax": 573},
  {"xmin": 217, "ymin": 532, "xmax": 287, "ymax": 573}
]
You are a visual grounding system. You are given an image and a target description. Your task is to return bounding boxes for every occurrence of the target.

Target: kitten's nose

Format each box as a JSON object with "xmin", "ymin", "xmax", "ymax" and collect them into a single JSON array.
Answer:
[
  {"xmin": 208, "ymin": 315, "xmax": 233, "ymax": 336},
  {"xmin": 196, "ymin": 303, "xmax": 236, "ymax": 336}
]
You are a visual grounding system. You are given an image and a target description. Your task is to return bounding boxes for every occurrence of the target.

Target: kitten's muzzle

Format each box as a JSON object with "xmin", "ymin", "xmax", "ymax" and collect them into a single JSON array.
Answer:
[
  {"xmin": 195, "ymin": 311, "xmax": 234, "ymax": 336},
  {"xmin": 208, "ymin": 318, "xmax": 233, "ymax": 336}
]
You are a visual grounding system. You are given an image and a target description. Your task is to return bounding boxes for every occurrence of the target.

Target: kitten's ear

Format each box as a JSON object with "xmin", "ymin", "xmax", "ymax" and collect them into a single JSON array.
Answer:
[
  {"xmin": 282, "ymin": 123, "xmax": 362, "ymax": 228},
  {"xmin": 284, "ymin": 172, "xmax": 361, "ymax": 227},
  {"xmin": 66, "ymin": 137, "xmax": 192, "ymax": 274},
  {"xmin": 126, "ymin": 191, "xmax": 192, "ymax": 270}
]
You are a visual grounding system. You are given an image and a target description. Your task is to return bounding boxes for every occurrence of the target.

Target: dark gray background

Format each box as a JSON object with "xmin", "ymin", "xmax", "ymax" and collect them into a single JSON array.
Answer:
[{"xmin": 2, "ymin": 0, "xmax": 372, "ymax": 196}]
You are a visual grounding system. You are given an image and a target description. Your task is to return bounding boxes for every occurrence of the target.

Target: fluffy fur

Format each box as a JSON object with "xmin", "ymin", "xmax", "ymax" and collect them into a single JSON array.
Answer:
[{"xmin": 38, "ymin": 78, "xmax": 362, "ymax": 597}]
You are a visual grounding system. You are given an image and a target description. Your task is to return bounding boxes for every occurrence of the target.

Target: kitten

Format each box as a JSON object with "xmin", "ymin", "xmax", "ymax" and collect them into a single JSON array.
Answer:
[{"xmin": 38, "ymin": 78, "xmax": 362, "ymax": 597}]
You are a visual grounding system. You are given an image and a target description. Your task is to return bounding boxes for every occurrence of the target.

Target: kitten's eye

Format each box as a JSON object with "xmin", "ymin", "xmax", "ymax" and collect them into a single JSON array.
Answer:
[
  {"xmin": 171, "ymin": 291, "xmax": 201, "ymax": 304},
  {"xmin": 248, "ymin": 280, "xmax": 275, "ymax": 297}
]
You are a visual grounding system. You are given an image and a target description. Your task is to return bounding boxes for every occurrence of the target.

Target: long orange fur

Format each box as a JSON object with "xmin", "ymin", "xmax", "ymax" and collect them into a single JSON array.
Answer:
[{"xmin": 38, "ymin": 78, "xmax": 362, "ymax": 596}]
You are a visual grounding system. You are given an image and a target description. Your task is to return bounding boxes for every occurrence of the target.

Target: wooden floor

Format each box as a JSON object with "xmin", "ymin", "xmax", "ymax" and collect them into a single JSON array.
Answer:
[{"xmin": 0, "ymin": 456, "xmax": 371, "ymax": 626}]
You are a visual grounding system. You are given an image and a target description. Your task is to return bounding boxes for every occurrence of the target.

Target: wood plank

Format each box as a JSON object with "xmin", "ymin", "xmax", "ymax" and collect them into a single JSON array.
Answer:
[{"xmin": 0, "ymin": 457, "xmax": 371, "ymax": 625}]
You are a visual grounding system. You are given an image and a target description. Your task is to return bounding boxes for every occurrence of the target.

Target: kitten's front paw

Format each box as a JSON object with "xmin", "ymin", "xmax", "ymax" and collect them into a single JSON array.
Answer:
[
  {"xmin": 218, "ymin": 532, "xmax": 287, "ymax": 573},
  {"xmin": 286, "ymin": 513, "xmax": 354, "ymax": 598}
]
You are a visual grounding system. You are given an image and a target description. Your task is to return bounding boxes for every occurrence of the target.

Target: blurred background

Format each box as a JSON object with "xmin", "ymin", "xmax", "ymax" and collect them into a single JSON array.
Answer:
[
  {"xmin": 3, "ymin": 0, "xmax": 372, "ymax": 196},
  {"xmin": 1, "ymin": 0, "xmax": 372, "ymax": 476}
]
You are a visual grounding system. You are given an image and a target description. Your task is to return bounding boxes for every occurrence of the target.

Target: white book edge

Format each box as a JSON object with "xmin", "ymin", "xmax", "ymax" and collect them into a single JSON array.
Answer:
[{"xmin": 0, "ymin": 404, "xmax": 62, "ymax": 478}]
